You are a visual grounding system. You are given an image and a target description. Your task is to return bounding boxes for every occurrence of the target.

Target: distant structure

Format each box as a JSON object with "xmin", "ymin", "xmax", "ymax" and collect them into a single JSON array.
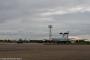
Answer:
[
  {"xmin": 59, "ymin": 31, "xmax": 69, "ymax": 41},
  {"xmin": 48, "ymin": 25, "xmax": 53, "ymax": 40}
]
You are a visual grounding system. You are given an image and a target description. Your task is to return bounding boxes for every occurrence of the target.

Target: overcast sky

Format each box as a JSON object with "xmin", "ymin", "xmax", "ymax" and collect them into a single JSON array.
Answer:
[{"xmin": 0, "ymin": 0, "xmax": 90, "ymax": 40}]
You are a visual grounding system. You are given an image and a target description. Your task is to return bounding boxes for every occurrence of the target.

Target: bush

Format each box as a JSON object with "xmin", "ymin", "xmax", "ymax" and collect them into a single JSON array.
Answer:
[{"xmin": 17, "ymin": 39, "xmax": 23, "ymax": 43}]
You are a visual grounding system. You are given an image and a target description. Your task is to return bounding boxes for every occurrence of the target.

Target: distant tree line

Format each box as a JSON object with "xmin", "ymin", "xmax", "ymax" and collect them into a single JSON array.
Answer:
[{"xmin": 0, "ymin": 39, "xmax": 90, "ymax": 45}]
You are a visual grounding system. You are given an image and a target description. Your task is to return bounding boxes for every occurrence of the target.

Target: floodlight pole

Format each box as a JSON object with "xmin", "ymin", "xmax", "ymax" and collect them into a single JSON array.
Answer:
[
  {"xmin": 59, "ymin": 32, "xmax": 69, "ymax": 41},
  {"xmin": 48, "ymin": 25, "xmax": 52, "ymax": 40}
]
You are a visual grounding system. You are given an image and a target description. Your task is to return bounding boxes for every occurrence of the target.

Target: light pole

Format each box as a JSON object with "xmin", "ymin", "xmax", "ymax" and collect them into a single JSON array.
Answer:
[
  {"xmin": 48, "ymin": 25, "xmax": 53, "ymax": 40},
  {"xmin": 59, "ymin": 32, "xmax": 69, "ymax": 41},
  {"xmin": 64, "ymin": 32, "xmax": 69, "ymax": 41}
]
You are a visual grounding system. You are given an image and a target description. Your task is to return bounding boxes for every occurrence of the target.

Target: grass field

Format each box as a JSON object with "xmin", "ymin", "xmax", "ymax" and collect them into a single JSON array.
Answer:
[{"xmin": 0, "ymin": 43, "xmax": 90, "ymax": 60}]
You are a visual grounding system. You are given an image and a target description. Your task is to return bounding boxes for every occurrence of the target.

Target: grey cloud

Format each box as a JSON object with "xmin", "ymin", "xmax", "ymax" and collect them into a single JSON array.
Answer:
[
  {"xmin": 50, "ymin": 12, "xmax": 90, "ymax": 35},
  {"xmin": 0, "ymin": 0, "xmax": 90, "ymax": 39}
]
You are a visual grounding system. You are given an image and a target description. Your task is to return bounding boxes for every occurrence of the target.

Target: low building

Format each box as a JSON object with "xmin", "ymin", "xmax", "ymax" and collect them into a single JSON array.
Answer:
[{"xmin": 52, "ymin": 36, "xmax": 87, "ymax": 44}]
